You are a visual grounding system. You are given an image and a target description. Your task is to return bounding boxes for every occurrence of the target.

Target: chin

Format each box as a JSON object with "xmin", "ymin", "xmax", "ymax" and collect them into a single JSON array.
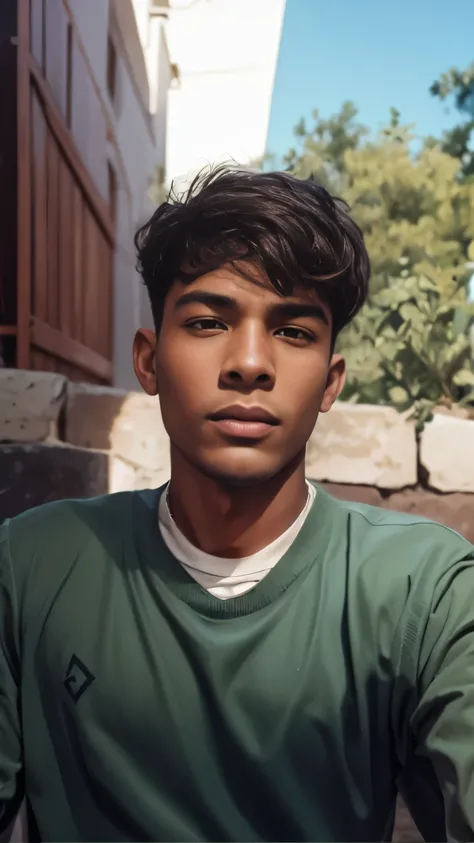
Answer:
[{"xmin": 195, "ymin": 450, "xmax": 292, "ymax": 488}]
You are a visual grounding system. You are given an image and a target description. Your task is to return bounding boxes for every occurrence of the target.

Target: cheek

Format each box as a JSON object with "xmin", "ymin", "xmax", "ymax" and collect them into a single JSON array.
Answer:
[
  {"xmin": 155, "ymin": 339, "xmax": 208, "ymax": 414},
  {"xmin": 297, "ymin": 390, "xmax": 325, "ymax": 434},
  {"xmin": 283, "ymin": 355, "xmax": 328, "ymax": 405},
  {"xmin": 158, "ymin": 331, "xmax": 212, "ymax": 372},
  {"xmin": 289, "ymin": 367, "xmax": 328, "ymax": 424}
]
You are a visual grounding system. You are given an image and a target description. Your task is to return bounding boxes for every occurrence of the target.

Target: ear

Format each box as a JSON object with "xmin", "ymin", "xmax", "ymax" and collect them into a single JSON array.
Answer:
[
  {"xmin": 319, "ymin": 353, "xmax": 346, "ymax": 413},
  {"xmin": 133, "ymin": 329, "xmax": 158, "ymax": 396}
]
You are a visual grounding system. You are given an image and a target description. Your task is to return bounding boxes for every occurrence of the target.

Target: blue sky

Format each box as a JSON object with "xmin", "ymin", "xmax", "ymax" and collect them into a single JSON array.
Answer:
[{"xmin": 267, "ymin": 0, "xmax": 474, "ymax": 159}]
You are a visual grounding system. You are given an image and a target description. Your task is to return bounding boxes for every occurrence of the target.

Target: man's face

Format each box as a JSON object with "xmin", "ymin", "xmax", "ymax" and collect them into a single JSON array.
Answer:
[{"xmin": 134, "ymin": 263, "xmax": 345, "ymax": 486}]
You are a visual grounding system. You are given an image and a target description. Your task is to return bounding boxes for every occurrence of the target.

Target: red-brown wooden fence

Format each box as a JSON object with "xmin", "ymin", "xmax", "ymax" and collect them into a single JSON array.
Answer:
[{"xmin": 0, "ymin": 0, "xmax": 115, "ymax": 383}]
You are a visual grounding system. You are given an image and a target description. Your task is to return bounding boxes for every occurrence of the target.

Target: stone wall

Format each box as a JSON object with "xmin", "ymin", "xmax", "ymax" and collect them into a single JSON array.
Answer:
[
  {"xmin": 1, "ymin": 369, "xmax": 473, "ymax": 534},
  {"xmin": 1, "ymin": 370, "xmax": 474, "ymax": 842}
]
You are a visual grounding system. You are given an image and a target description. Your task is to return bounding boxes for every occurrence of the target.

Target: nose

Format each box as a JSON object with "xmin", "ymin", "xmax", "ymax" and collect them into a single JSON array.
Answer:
[{"xmin": 219, "ymin": 322, "xmax": 276, "ymax": 392}]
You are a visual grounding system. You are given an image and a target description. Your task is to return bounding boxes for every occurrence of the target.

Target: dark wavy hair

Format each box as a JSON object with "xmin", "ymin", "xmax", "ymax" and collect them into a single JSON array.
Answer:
[{"xmin": 135, "ymin": 165, "xmax": 370, "ymax": 340}]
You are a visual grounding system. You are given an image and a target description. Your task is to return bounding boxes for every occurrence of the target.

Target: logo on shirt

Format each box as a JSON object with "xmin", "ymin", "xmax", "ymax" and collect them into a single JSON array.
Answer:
[{"xmin": 64, "ymin": 654, "xmax": 95, "ymax": 703}]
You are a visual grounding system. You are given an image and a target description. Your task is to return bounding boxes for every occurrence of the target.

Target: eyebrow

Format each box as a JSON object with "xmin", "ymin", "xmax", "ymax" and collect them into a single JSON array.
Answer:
[{"xmin": 173, "ymin": 291, "xmax": 329, "ymax": 325}]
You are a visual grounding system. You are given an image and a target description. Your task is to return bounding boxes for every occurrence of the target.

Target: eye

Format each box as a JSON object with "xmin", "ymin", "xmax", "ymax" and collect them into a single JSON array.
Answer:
[
  {"xmin": 275, "ymin": 326, "xmax": 314, "ymax": 343},
  {"xmin": 185, "ymin": 318, "xmax": 227, "ymax": 332}
]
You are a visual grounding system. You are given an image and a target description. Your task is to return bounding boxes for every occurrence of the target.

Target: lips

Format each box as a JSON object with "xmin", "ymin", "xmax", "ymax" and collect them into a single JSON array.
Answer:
[
  {"xmin": 209, "ymin": 405, "xmax": 279, "ymax": 425},
  {"xmin": 208, "ymin": 404, "xmax": 280, "ymax": 440}
]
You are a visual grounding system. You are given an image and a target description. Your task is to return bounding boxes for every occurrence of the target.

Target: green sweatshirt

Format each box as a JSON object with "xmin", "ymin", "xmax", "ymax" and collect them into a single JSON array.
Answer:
[{"xmin": 0, "ymin": 484, "xmax": 473, "ymax": 842}]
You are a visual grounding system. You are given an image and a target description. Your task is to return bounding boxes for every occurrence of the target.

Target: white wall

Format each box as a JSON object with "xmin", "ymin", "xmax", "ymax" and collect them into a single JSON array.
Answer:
[
  {"xmin": 148, "ymin": 17, "xmax": 172, "ymax": 170},
  {"xmin": 68, "ymin": 0, "xmax": 171, "ymax": 388},
  {"xmin": 131, "ymin": 3, "xmax": 170, "ymax": 173},
  {"xmin": 108, "ymin": 1, "xmax": 160, "ymax": 388},
  {"xmin": 131, "ymin": 0, "xmax": 150, "ymax": 46},
  {"xmin": 67, "ymin": 0, "xmax": 110, "ymax": 92},
  {"xmin": 130, "ymin": 3, "xmax": 174, "ymax": 333},
  {"xmin": 165, "ymin": 0, "xmax": 286, "ymax": 184},
  {"xmin": 108, "ymin": 34, "xmax": 158, "ymax": 388}
]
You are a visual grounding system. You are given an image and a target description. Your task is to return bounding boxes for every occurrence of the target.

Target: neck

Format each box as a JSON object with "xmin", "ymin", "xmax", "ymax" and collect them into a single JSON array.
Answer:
[{"xmin": 167, "ymin": 449, "xmax": 309, "ymax": 558}]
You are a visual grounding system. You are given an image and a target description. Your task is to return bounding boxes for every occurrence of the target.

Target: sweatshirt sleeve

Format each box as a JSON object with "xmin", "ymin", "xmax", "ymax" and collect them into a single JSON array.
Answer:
[
  {"xmin": 0, "ymin": 521, "xmax": 24, "ymax": 836},
  {"xmin": 400, "ymin": 551, "xmax": 474, "ymax": 842}
]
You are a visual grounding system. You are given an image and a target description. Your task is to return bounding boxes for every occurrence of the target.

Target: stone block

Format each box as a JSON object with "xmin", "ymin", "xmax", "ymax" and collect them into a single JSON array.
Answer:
[
  {"xmin": 392, "ymin": 798, "xmax": 423, "ymax": 842},
  {"xmin": 8, "ymin": 804, "xmax": 27, "ymax": 843},
  {"xmin": 387, "ymin": 487, "xmax": 474, "ymax": 544},
  {"xmin": 66, "ymin": 384, "xmax": 171, "ymax": 477},
  {"xmin": 306, "ymin": 403, "xmax": 417, "ymax": 489},
  {"xmin": 321, "ymin": 482, "xmax": 384, "ymax": 507},
  {"xmin": 0, "ymin": 369, "xmax": 67, "ymax": 443},
  {"xmin": 109, "ymin": 455, "xmax": 138, "ymax": 493},
  {"xmin": 0, "ymin": 443, "xmax": 108, "ymax": 521},
  {"xmin": 134, "ymin": 465, "xmax": 170, "ymax": 491},
  {"xmin": 108, "ymin": 456, "xmax": 170, "ymax": 493},
  {"xmin": 420, "ymin": 412, "xmax": 474, "ymax": 493},
  {"xmin": 323, "ymin": 482, "xmax": 474, "ymax": 544}
]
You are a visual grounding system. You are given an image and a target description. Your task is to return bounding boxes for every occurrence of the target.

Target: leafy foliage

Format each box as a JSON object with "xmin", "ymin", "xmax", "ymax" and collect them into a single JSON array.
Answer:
[
  {"xmin": 280, "ymin": 101, "xmax": 474, "ymax": 421},
  {"xmin": 283, "ymin": 104, "xmax": 474, "ymax": 294},
  {"xmin": 340, "ymin": 268, "xmax": 474, "ymax": 428},
  {"xmin": 430, "ymin": 64, "xmax": 474, "ymax": 179},
  {"xmin": 283, "ymin": 101, "xmax": 368, "ymax": 192}
]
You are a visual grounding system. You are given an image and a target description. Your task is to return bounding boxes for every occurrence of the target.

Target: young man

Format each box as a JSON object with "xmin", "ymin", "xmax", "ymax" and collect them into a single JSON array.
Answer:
[{"xmin": 1, "ymin": 167, "xmax": 473, "ymax": 843}]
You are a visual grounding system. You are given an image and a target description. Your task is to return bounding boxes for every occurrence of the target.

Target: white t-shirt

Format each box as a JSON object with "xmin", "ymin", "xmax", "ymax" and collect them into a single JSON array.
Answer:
[{"xmin": 158, "ymin": 482, "xmax": 316, "ymax": 600}]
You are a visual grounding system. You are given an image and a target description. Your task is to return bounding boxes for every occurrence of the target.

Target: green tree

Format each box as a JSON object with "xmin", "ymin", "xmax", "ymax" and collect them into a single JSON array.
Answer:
[
  {"xmin": 284, "ymin": 103, "xmax": 474, "ymax": 293},
  {"xmin": 430, "ymin": 64, "xmax": 474, "ymax": 179},
  {"xmin": 283, "ymin": 101, "xmax": 368, "ymax": 192},
  {"xmin": 282, "ymin": 103, "xmax": 474, "ymax": 417},
  {"xmin": 341, "ymin": 267, "xmax": 474, "ymax": 425}
]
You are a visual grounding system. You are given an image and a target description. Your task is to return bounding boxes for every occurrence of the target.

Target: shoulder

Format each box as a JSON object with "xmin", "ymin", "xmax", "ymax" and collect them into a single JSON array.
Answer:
[
  {"xmin": 1, "ymin": 491, "xmax": 141, "ymax": 604},
  {"xmin": 318, "ymin": 489, "xmax": 474, "ymax": 689},
  {"xmin": 6, "ymin": 490, "xmax": 137, "ymax": 550},
  {"xmin": 324, "ymin": 489, "xmax": 474, "ymax": 573},
  {"xmin": 316, "ymin": 487, "xmax": 474, "ymax": 636}
]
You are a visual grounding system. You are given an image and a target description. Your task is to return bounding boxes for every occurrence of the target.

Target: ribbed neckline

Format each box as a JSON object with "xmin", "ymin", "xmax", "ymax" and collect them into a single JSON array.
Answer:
[{"xmin": 133, "ymin": 482, "xmax": 337, "ymax": 619}]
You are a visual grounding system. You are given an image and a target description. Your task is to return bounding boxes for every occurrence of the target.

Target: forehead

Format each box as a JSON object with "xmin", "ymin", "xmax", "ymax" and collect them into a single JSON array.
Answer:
[{"xmin": 168, "ymin": 262, "xmax": 330, "ymax": 314}]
